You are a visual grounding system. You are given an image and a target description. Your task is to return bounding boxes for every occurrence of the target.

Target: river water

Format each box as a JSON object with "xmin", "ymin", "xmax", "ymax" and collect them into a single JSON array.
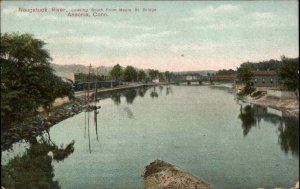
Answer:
[{"xmin": 1, "ymin": 85, "xmax": 299, "ymax": 189}]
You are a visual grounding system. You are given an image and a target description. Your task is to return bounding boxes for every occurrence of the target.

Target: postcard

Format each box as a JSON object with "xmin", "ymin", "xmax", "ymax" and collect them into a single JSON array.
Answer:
[{"xmin": 1, "ymin": 1, "xmax": 299, "ymax": 189}]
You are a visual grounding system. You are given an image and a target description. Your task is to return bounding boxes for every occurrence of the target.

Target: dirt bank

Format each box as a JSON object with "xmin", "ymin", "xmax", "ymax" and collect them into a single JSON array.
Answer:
[
  {"xmin": 246, "ymin": 94, "xmax": 299, "ymax": 117},
  {"xmin": 144, "ymin": 160, "xmax": 212, "ymax": 189}
]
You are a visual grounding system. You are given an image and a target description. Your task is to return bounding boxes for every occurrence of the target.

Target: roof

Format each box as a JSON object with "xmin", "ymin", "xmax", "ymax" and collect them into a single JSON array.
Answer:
[
  {"xmin": 211, "ymin": 71, "xmax": 277, "ymax": 79},
  {"xmin": 210, "ymin": 74, "xmax": 237, "ymax": 79},
  {"xmin": 252, "ymin": 70, "xmax": 277, "ymax": 76}
]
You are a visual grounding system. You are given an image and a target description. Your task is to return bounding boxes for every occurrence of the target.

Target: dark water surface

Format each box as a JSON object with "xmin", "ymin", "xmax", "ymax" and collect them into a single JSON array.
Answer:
[{"xmin": 2, "ymin": 85, "xmax": 299, "ymax": 189}]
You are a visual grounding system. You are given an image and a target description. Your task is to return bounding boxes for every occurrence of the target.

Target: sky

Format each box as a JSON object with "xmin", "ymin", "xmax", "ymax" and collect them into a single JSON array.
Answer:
[{"xmin": 1, "ymin": 1, "xmax": 299, "ymax": 71}]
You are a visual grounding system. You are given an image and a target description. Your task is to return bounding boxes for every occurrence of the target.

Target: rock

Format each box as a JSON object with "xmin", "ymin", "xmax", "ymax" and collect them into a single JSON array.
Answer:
[{"xmin": 144, "ymin": 160, "xmax": 212, "ymax": 189}]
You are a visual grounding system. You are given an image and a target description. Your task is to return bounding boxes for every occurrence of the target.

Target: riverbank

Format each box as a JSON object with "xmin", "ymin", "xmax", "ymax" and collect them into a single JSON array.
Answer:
[
  {"xmin": 1, "ymin": 100, "xmax": 83, "ymax": 151},
  {"xmin": 243, "ymin": 93, "xmax": 299, "ymax": 117},
  {"xmin": 144, "ymin": 160, "xmax": 212, "ymax": 189},
  {"xmin": 217, "ymin": 83, "xmax": 299, "ymax": 117},
  {"xmin": 75, "ymin": 82, "xmax": 172, "ymax": 99}
]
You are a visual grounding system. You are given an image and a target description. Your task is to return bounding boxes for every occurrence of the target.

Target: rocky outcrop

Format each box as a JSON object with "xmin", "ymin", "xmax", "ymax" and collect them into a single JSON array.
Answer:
[{"xmin": 144, "ymin": 160, "xmax": 212, "ymax": 189}]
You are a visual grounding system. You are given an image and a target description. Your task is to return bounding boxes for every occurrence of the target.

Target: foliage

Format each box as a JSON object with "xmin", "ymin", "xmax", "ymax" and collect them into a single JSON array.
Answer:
[
  {"xmin": 137, "ymin": 70, "xmax": 147, "ymax": 81},
  {"xmin": 237, "ymin": 63, "xmax": 255, "ymax": 95},
  {"xmin": 278, "ymin": 56, "xmax": 299, "ymax": 91},
  {"xmin": 164, "ymin": 71, "xmax": 173, "ymax": 82},
  {"xmin": 216, "ymin": 69, "xmax": 236, "ymax": 75},
  {"xmin": 123, "ymin": 66, "xmax": 137, "ymax": 82},
  {"xmin": 110, "ymin": 64, "xmax": 123, "ymax": 81},
  {"xmin": 148, "ymin": 69, "xmax": 159, "ymax": 80},
  {"xmin": 0, "ymin": 33, "xmax": 74, "ymax": 130}
]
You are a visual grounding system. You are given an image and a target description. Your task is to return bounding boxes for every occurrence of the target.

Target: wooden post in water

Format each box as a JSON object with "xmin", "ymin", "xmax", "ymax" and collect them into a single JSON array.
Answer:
[
  {"xmin": 94, "ymin": 67, "xmax": 98, "ymax": 106},
  {"xmin": 87, "ymin": 64, "xmax": 91, "ymax": 104}
]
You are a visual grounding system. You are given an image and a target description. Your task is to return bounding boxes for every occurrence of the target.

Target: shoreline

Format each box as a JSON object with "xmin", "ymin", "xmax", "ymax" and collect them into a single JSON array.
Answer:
[
  {"xmin": 75, "ymin": 82, "xmax": 173, "ymax": 99},
  {"xmin": 210, "ymin": 83, "xmax": 299, "ymax": 118},
  {"xmin": 242, "ymin": 93, "xmax": 299, "ymax": 118},
  {"xmin": 1, "ymin": 82, "xmax": 171, "ymax": 151}
]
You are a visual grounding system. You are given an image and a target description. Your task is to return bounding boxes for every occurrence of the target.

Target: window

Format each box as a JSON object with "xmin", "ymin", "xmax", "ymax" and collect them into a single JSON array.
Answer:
[
  {"xmin": 255, "ymin": 79, "xmax": 257, "ymax": 83},
  {"xmin": 262, "ymin": 78, "xmax": 265, "ymax": 83},
  {"xmin": 270, "ymin": 78, "xmax": 273, "ymax": 84}
]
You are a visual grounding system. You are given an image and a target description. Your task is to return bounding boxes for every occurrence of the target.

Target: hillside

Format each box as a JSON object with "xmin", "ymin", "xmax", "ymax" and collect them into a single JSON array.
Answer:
[
  {"xmin": 51, "ymin": 64, "xmax": 112, "ymax": 81},
  {"xmin": 174, "ymin": 70, "xmax": 217, "ymax": 75}
]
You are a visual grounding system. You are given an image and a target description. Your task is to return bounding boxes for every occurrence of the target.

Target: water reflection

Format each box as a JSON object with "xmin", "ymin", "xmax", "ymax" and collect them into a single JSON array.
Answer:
[
  {"xmin": 150, "ymin": 87, "xmax": 159, "ymax": 98},
  {"xmin": 159, "ymin": 85, "xmax": 163, "ymax": 94},
  {"xmin": 1, "ymin": 134, "xmax": 74, "ymax": 189},
  {"xmin": 238, "ymin": 104, "xmax": 299, "ymax": 156},
  {"xmin": 108, "ymin": 86, "xmax": 173, "ymax": 105},
  {"xmin": 138, "ymin": 87, "xmax": 148, "ymax": 97},
  {"xmin": 122, "ymin": 106, "xmax": 134, "ymax": 119},
  {"xmin": 165, "ymin": 86, "xmax": 173, "ymax": 95},
  {"xmin": 278, "ymin": 117, "xmax": 299, "ymax": 156},
  {"xmin": 124, "ymin": 89, "xmax": 137, "ymax": 104},
  {"xmin": 94, "ymin": 109, "xmax": 99, "ymax": 141},
  {"xmin": 238, "ymin": 105, "xmax": 256, "ymax": 136},
  {"xmin": 111, "ymin": 94, "xmax": 121, "ymax": 105},
  {"xmin": 84, "ymin": 109, "xmax": 100, "ymax": 153}
]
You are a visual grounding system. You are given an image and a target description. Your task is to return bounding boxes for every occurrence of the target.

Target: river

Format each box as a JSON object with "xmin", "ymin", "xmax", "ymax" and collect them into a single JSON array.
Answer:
[{"xmin": 1, "ymin": 85, "xmax": 299, "ymax": 189}]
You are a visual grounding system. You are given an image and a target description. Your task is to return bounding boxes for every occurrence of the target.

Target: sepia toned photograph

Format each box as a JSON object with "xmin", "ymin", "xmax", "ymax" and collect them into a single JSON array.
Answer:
[{"xmin": 1, "ymin": 1, "xmax": 299, "ymax": 189}]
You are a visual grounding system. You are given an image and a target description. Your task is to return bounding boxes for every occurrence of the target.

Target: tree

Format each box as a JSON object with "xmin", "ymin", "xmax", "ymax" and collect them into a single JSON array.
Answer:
[
  {"xmin": 278, "ymin": 56, "xmax": 299, "ymax": 91},
  {"xmin": 0, "ymin": 33, "xmax": 74, "ymax": 130},
  {"xmin": 164, "ymin": 71, "xmax": 173, "ymax": 82},
  {"xmin": 137, "ymin": 70, "xmax": 146, "ymax": 82},
  {"xmin": 237, "ymin": 62, "xmax": 255, "ymax": 95},
  {"xmin": 123, "ymin": 66, "xmax": 137, "ymax": 82},
  {"xmin": 148, "ymin": 69, "xmax": 159, "ymax": 80},
  {"xmin": 110, "ymin": 64, "xmax": 123, "ymax": 81},
  {"xmin": 216, "ymin": 69, "xmax": 236, "ymax": 75}
]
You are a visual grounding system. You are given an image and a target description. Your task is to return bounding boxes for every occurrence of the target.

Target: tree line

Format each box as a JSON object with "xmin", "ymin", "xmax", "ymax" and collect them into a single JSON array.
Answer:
[{"xmin": 110, "ymin": 64, "xmax": 174, "ymax": 83}]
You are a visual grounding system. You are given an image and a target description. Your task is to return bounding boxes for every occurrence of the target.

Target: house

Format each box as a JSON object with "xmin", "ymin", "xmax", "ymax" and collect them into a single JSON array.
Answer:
[{"xmin": 252, "ymin": 70, "xmax": 278, "ymax": 88}]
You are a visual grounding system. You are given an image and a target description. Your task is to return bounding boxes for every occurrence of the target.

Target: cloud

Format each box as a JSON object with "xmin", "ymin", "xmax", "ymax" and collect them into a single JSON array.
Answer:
[
  {"xmin": 47, "ymin": 35, "xmax": 145, "ymax": 49},
  {"xmin": 180, "ymin": 4, "xmax": 241, "ymax": 22},
  {"xmin": 181, "ymin": 4, "xmax": 297, "ymax": 31},
  {"xmin": 46, "ymin": 30, "xmax": 177, "ymax": 50},
  {"xmin": 193, "ymin": 4, "xmax": 240, "ymax": 16},
  {"xmin": 135, "ymin": 31, "xmax": 177, "ymax": 41}
]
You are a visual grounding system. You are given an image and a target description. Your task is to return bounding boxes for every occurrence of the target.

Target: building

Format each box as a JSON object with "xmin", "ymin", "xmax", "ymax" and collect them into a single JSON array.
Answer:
[
  {"xmin": 73, "ymin": 73, "xmax": 118, "ymax": 91},
  {"xmin": 252, "ymin": 70, "xmax": 278, "ymax": 88},
  {"xmin": 210, "ymin": 74, "xmax": 238, "ymax": 83}
]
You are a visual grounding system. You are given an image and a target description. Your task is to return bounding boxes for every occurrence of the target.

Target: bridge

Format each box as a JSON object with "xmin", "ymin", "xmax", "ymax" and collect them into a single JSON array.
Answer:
[
  {"xmin": 209, "ymin": 74, "xmax": 238, "ymax": 83},
  {"xmin": 175, "ymin": 74, "xmax": 208, "ymax": 85},
  {"xmin": 176, "ymin": 74, "xmax": 238, "ymax": 85}
]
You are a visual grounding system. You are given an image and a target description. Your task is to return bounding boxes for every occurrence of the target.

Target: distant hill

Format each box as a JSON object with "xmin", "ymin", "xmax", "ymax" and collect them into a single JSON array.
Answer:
[
  {"xmin": 174, "ymin": 70, "xmax": 217, "ymax": 76},
  {"xmin": 51, "ymin": 64, "xmax": 112, "ymax": 81}
]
